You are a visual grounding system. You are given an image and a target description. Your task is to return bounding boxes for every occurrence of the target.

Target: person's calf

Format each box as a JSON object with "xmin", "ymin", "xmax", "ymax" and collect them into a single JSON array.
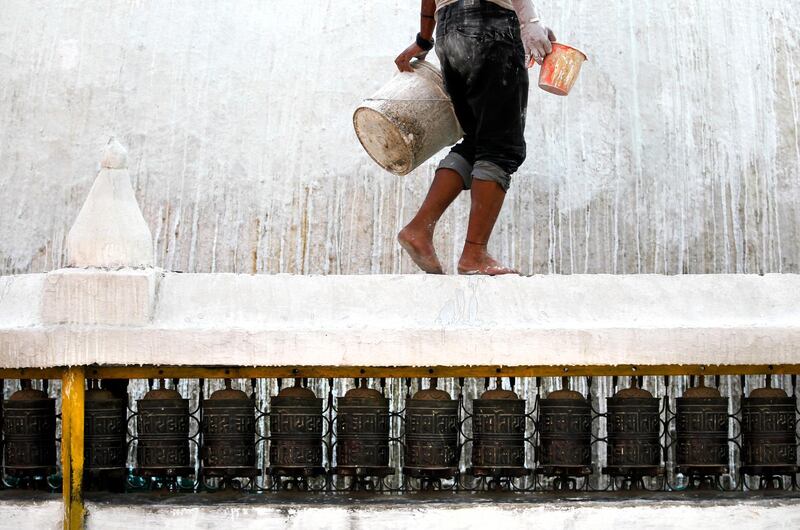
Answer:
[{"xmin": 397, "ymin": 168, "xmax": 464, "ymax": 274}]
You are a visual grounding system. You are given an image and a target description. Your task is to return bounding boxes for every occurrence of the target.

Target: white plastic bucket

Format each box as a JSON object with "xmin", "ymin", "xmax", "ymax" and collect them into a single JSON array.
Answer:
[{"xmin": 353, "ymin": 60, "xmax": 463, "ymax": 176}]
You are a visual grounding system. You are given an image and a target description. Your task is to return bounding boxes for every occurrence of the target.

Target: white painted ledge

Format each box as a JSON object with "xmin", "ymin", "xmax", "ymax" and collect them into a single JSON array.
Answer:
[
  {"xmin": 83, "ymin": 497, "xmax": 800, "ymax": 530},
  {"xmin": 1, "ymin": 272, "xmax": 799, "ymax": 368}
]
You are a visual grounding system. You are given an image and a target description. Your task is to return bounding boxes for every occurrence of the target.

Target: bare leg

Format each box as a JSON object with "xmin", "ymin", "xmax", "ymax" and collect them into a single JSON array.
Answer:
[
  {"xmin": 458, "ymin": 179, "xmax": 518, "ymax": 275},
  {"xmin": 398, "ymin": 168, "xmax": 464, "ymax": 274}
]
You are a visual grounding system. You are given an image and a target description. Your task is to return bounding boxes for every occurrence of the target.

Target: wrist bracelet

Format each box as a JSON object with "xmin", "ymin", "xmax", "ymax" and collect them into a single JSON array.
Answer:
[
  {"xmin": 420, "ymin": 13, "xmax": 435, "ymax": 19},
  {"xmin": 416, "ymin": 32, "xmax": 434, "ymax": 51}
]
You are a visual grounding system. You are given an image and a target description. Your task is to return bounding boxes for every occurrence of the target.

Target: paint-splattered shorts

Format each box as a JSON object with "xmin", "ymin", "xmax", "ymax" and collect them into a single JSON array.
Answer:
[{"xmin": 435, "ymin": 0, "xmax": 529, "ymax": 191}]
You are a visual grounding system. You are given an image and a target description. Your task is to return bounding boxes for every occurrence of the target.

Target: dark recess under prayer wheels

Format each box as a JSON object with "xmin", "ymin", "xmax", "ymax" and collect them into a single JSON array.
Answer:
[
  {"xmin": 741, "ymin": 376, "xmax": 799, "ymax": 487},
  {"xmin": 3, "ymin": 380, "xmax": 56, "ymax": 478},
  {"xmin": 202, "ymin": 379, "xmax": 258, "ymax": 479},
  {"xmin": 536, "ymin": 377, "xmax": 592, "ymax": 487},
  {"xmin": 136, "ymin": 380, "xmax": 192, "ymax": 478},
  {"xmin": 334, "ymin": 378, "xmax": 392, "ymax": 478},
  {"xmin": 469, "ymin": 378, "xmax": 529, "ymax": 480},
  {"xmin": 604, "ymin": 377, "xmax": 662, "ymax": 484},
  {"xmin": 404, "ymin": 378, "xmax": 459, "ymax": 480},
  {"xmin": 675, "ymin": 376, "xmax": 729, "ymax": 484},
  {"xmin": 268, "ymin": 379, "xmax": 324, "ymax": 479},
  {"xmin": 84, "ymin": 381, "xmax": 128, "ymax": 490}
]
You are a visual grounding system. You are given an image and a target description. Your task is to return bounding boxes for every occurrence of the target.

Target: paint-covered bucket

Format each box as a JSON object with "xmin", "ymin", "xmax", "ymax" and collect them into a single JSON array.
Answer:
[
  {"xmin": 354, "ymin": 60, "xmax": 463, "ymax": 176},
  {"xmin": 538, "ymin": 43, "xmax": 588, "ymax": 96}
]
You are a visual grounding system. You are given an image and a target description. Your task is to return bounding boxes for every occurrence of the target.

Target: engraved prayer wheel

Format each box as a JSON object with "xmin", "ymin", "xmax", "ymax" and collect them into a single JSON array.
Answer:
[
  {"xmin": 3, "ymin": 380, "xmax": 56, "ymax": 477},
  {"xmin": 335, "ymin": 379, "xmax": 392, "ymax": 477},
  {"xmin": 202, "ymin": 380, "xmax": 258, "ymax": 479},
  {"xmin": 675, "ymin": 377, "xmax": 729, "ymax": 479},
  {"xmin": 604, "ymin": 378, "xmax": 661, "ymax": 480},
  {"xmin": 741, "ymin": 377, "xmax": 798, "ymax": 482},
  {"xmin": 469, "ymin": 379, "xmax": 529, "ymax": 479},
  {"xmin": 268, "ymin": 379, "xmax": 324, "ymax": 478},
  {"xmin": 403, "ymin": 378, "xmax": 459, "ymax": 480},
  {"xmin": 136, "ymin": 381, "xmax": 192, "ymax": 478},
  {"xmin": 537, "ymin": 378, "xmax": 592, "ymax": 482},
  {"xmin": 84, "ymin": 384, "xmax": 128, "ymax": 473}
]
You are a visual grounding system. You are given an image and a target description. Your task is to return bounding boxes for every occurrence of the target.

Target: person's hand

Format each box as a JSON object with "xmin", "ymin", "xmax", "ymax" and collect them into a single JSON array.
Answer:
[
  {"xmin": 521, "ymin": 22, "xmax": 556, "ymax": 67},
  {"xmin": 395, "ymin": 42, "xmax": 428, "ymax": 73}
]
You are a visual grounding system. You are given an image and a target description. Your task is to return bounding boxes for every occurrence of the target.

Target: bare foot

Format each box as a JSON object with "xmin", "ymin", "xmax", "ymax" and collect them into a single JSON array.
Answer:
[
  {"xmin": 398, "ymin": 224, "xmax": 444, "ymax": 274},
  {"xmin": 458, "ymin": 245, "xmax": 518, "ymax": 276}
]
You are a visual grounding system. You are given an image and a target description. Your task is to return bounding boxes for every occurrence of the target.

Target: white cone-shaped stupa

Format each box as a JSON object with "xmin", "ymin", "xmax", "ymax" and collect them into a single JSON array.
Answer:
[{"xmin": 66, "ymin": 138, "xmax": 154, "ymax": 268}]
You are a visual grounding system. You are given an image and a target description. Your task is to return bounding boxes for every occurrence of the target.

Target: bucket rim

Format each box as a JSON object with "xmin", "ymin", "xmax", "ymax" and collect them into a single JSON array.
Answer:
[
  {"xmin": 352, "ymin": 105, "xmax": 414, "ymax": 176},
  {"xmin": 550, "ymin": 42, "xmax": 588, "ymax": 62},
  {"xmin": 410, "ymin": 59, "xmax": 444, "ymax": 80}
]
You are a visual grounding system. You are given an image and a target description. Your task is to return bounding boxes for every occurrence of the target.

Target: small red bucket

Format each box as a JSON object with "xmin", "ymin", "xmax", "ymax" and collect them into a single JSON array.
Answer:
[{"xmin": 538, "ymin": 43, "xmax": 588, "ymax": 96}]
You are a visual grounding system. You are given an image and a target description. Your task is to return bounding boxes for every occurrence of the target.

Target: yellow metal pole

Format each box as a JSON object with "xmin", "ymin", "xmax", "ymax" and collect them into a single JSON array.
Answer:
[{"xmin": 61, "ymin": 366, "xmax": 85, "ymax": 530}]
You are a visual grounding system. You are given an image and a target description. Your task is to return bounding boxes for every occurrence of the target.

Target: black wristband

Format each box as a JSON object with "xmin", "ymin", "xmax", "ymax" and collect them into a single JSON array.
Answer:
[{"xmin": 416, "ymin": 32, "xmax": 434, "ymax": 51}]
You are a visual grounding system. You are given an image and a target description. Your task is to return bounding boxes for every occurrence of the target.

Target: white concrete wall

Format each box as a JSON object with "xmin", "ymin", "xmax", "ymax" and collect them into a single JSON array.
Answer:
[
  {"xmin": 0, "ymin": 499, "xmax": 61, "ymax": 530},
  {"xmin": 82, "ymin": 498, "xmax": 800, "ymax": 530},
  {"xmin": 1, "ymin": 1, "xmax": 799, "ymax": 276},
  {"xmin": 3, "ymin": 271, "xmax": 800, "ymax": 368}
]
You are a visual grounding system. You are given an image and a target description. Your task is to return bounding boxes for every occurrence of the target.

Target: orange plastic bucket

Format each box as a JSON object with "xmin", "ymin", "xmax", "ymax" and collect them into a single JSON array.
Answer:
[{"xmin": 538, "ymin": 43, "xmax": 588, "ymax": 96}]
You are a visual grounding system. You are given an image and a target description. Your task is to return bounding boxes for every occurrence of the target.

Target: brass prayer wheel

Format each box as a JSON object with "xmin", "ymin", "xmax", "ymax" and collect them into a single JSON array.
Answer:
[
  {"xmin": 675, "ymin": 376, "xmax": 729, "ymax": 480},
  {"xmin": 335, "ymin": 379, "xmax": 392, "ymax": 477},
  {"xmin": 136, "ymin": 381, "xmax": 192, "ymax": 478},
  {"xmin": 403, "ymin": 378, "xmax": 459, "ymax": 480},
  {"xmin": 201, "ymin": 380, "xmax": 257, "ymax": 479},
  {"xmin": 741, "ymin": 377, "xmax": 798, "ymax": 483},
  {"xmin": 268, "ymin": 379, "xmax": 324, "ymax": 478},
  {"xmin": 3, "ymin": 380, "xmax": 56, "ymax": 477},
  {"xmin": 537, "ymin": 378, "xmax": 592, "ymax": 482},
  {"xmin": 84, "ymin": 383, "xmax": 128, "ymax": 473},
  {"xmin": 469, "ymin": 379, "xmax": 529, "ymax": 479},
  {"xmin": 604, "ymin": 378, "xmax": 661, "ymax": 481}
]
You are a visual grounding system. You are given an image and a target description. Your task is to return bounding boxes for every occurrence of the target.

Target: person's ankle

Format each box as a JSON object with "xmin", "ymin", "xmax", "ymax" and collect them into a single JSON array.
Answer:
[{"xmin": 404, "ymin": 217, "xmax": 436, "ymax": 236}]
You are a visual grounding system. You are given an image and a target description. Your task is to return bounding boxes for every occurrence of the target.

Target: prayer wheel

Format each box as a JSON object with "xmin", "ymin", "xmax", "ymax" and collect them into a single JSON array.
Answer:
[
  {"xmin": 136, "ymin": 381, "xmax": 192, "ymax": 478},
  {"xmin": 741, "ymin": 377, "xmax": 798, "ymax": 484},
  {"xmin": 403, "ymin": 379, "xmax": 459, "ymax": 480},
  {"xmin": 675, "ymin": 377, "xmax": 729, "ymax": 480},
  {"xmin": 604, "ymin": 378, "xmax": 662, "ymax": 481},
  {"xmin": 3, "ymin": 380, "xmax": 56, "ymax": 477},
  {"xmin": 202, "ymin": 380, "xmax": 257, "ymax": 479},
  {"xmin": 268, "ymin": 379, "xmax": 324, "ymax": 478},
  {"xmin": 469, "ymin": 379, "xmax": 529, "ymax": 479},
  {"xmin": 84, "ymin": 384, "xmax": 128, "ymax": 473},
  {"xmin": 334, "ymin": 379, "xmax": 392, "ymax": 477},
  {"xmin": 537, "ymin": 378, "xmax": 592, "ymax": 483}
]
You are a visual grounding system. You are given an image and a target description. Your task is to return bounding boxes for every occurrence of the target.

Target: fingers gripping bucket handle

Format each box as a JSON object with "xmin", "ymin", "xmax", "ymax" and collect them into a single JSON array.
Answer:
[
  {"xmin": 353, "ymin": 60, "xmax": 463, "ymax": 176},
  {"xmin": 538, "ymin": 43, "xmax": 588, "ymax": 97}
]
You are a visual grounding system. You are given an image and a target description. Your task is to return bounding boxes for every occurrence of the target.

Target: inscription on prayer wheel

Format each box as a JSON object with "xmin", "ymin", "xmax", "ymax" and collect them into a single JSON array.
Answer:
[
  {"xmin": 604, "ymin": 381, "xmax": 661, "ymax": 479},
  {"xmin": 202, "ymin": 380, "xmax": 257, "ymax": 478},
  {"xmin": 268, "ymin": 379, "xmax": 324, "ymax": 477},
  {"xmin": 3, "ymin": 381, "xmax": 56, "ymax": 476},
  {"xmin": 85, "ymin": 386, "xmax": 128, "ymax": 472},
  {"xmin": 136, "ymin": 383, "xmax": 191, "ymax": 477},
  {"xmin": 741, "ymin": 381, "xmax": 798, "ymax": 479},
  {"xmin": 335, "ymin": 380, "xmax": 391, "ymax": 476},
  {"xmin": 403, "ymin": 379, "xmax": 459, "ymax": 479},
  {"xmin": 470, "ymin": 380, "xmax": 529, "ymax": 478},
  {"xmin": 675, "ymin": 378, "xmax": 729, "ymax": 477},
  {"xmin": 537, "ymin": 379, "xmax": 592, "ymax": 479}
]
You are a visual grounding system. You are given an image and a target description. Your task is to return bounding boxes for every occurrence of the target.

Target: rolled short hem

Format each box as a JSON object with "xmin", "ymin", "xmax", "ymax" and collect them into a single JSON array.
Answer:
[
  {"xmin": 437, "ymin": 152, "xmax": 473, "ymax": 189},
  {"xmin": 472, "ymin": 160, "xmax": 511, "ymax": 192}
]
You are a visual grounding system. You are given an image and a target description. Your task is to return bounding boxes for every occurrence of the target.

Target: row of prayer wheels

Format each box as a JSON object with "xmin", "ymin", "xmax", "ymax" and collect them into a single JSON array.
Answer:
[{"xmin": 2, "ymin": 376, "xmax": 797, "ymax": 488}]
